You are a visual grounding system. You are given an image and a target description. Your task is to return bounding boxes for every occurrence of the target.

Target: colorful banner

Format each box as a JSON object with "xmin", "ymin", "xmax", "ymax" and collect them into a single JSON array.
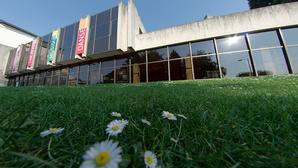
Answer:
[
  {"xmin": 76, "ymin": 18, "xmax": 88, "ymax": 55},
  {"xmin": 12, "ymin": 46, "xmax": 21, "ymax": 72},
  {"xmin": 27, "ymin": 38, "xmax": 37, "ymax": 68},
  {"xmin": 48, "ymin": 30, "xmax": 58, "ymax": 62}
]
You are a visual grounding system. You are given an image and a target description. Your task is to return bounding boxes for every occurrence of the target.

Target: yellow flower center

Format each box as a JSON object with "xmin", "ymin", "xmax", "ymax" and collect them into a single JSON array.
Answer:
[
  {"xmin": 167, "ymin": 114, "xmax": 172, "ymax": 118},
  {"xmin": 112, "ymin": 125, "xmax": 119, "ymax": 131},
  {"xmin": 95, "ymin": 151, "xmax": 110, "ymax": 166},
  {"xmin": 49, "ymin": 128, "xmax": 57, "ymax": 132},
  {"xmin": 115, "ymin": 113, "xmax": 118, "ymax": 115},
  {"xmin": 146, "ymin": 156, "xmax": 153, "ymax": 164},
  {"xmin": 119, "ymin": 120, "xmax": 123, "ymax": 123}
]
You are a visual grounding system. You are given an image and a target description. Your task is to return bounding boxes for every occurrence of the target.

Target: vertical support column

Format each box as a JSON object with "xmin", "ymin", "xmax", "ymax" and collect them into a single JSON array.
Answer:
[
  {"xmin": 146, "ymin": 50, "xmax": 148, "ymax": 83},
  {"xmin": 99, "ymin": 61, "xmax": 102, "ymax": 84},
  {"xmin": 245, "ymin": 33, "xmax": 258, "ymax": 76},
  {"xmin": 129, "ymin": 56, "xmax": 132, "ymax": 83},
  {"xmin": 114, "ymin": 57, "xmax": 116, "ymax": 84},
  {"xmin": 167, "ymin": 46, "xmax": 171, "ymax": 81},
  {"xmin": 278, "ymin": 28, "xmax": 294, "ymax": 74},
  {"xmin": 189, "ymin": 42, "xmax": 195, "ymax": 80},
  {"xmin": 213, "ymin": 38, "xmax": 222, "ymax": 78}
]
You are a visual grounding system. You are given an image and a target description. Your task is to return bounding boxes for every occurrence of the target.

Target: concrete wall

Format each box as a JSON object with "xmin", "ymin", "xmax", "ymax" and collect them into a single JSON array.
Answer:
[
  {"xmin": 117, "ymin": 0, "xmax": 146, "ymax": 52},
  {"xmin": 0, "ymin": 24, "xmax": 35, "ymax": 48},
  {"xmin": 0, "ymin": 44, "xmax": 13, "ymax": 86},
  {"xmin": 135, "ymin": 2, "xmax": 298, "ymax": 50}
]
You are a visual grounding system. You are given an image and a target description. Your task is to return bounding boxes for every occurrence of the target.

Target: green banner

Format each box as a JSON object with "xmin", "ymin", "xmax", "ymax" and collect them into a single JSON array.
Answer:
[{"xmin": 48, "ymin": 30, "xmax": 58, "ymax": 62}]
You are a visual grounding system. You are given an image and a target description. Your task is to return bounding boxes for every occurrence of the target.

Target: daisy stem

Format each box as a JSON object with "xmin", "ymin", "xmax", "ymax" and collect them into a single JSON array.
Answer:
[
  {"xmin": 47, "ymin": 137, "xmax": 54, "ymax": 160},
  {"xmin": 175, "ymin": 119, "xmax": 183, "ymax": 149},
  {"xmin": 142, "ymin": 127, "xmax": 147, "ymax": 151}
]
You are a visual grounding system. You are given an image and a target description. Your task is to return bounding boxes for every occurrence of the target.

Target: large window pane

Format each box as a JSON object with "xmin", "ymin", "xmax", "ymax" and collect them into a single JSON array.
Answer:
[
  {"xmin": 60, "ymin": 67, "xmax": 68, "ymax": 85},
  {"xmin": 91, "ymin": 15, "xmax": 96, "ymax": 27},
  {"xmin": 90, "ymin": 62, "xmax": 99, "ymax": 70},
  {"xmin": 191, "ymin": 40, "xmax": 215, "ymax": 56},
  {"xmin": 101, "ymin": 68, "xmax": 114, "ymax": 83},
  {"xmin": 62, "ymin": 47, "xmax": 71, "ymax": 61},
  {"xmin": 78, "ymin": 71, "xmax": 88, "ymax": 85},
  {"xmin": 169, "ymin": 44, "xmax": 190, "ymax": 59},
  {"xmin": 34, "ymin": 73, "xmax": 39, "ymax": 86},
  {"xmin": 148, "ymin": 47, "xmax": 167, "ymax": 62},
  {"xmin": 112, "ymin": 6, "xmax": 118, "ymax": 20},
  {"xmin": 249, "ymin": 31, "xmax": 281, "ymax": 49},
  {"xmin": 110, "ymin": 34, "xmax": 117, "ymax": 50},
  {"xmin": 52, "ymin": 75, "xmax": 59, "ymax": 85},
  {"xmin": 39, "ymin": 72, "xmax": 45, "ymax": 85},
  {"xmin": 96, "ymin": 22, "xmax": 110, "ymax": 39},
  {"xmin": 102, "ymin": 57, "xmax": 114, "ymax": 69},
  {"xmin": 97, "ymin": 9, "xmax": 111, "ymax": 25},
  {"xmin": 112, "ymin": 20, "xmax": 117, "ymax": 35},
  {"xmin": 219, "ymin": 52, "xmax": 253, "ymax": 78},
  {"xmin": 45, "ymin": 70, "xmax": 52, "ymax": 85},
  {"xmin": 132, "ymin": 52, "xmax": 146, "ymax": 64},
  {"xmin": 89, "ymin": 70, "xmax": 99, "ymax": 84},
  {"xmin": 287, "ymin": 46, "xmax": 298, "ymax": 72},
  {"xmin": 116, "ymin": 67, "xmax": 128, "ymax": 83},
  {"xmin": 217, "ymin": 35, "xmax": 247, "ymax": 53},
  {"xmin": 94, "ymin": 37, "xmax": 109, "ymax": 53},
  {"xmin": 131, "ymin": 64, "xmax": 146, "ymax": 83},
  {"xmin": 65, "ymin": 24, "xmax": 75, "ymax": 37},
  {"xmin": 170, "ymin": 58, "xmax": 192, "ymax": 80},
  {"xmin": 116, "ymin": 55, "xmax": 129, "ymax": 67},
  {"xmin": 253, "ymin": 48, "xmax": 288, "ymax": 75},
  {"xmin": 88, "ymin": 41, "xmax": 94, "ymax": 55},
  {"xmin": 193, "ymin": 55, "xmax": 220, "ymax": 79},
  {"xmin": 148, "ymin": 61, "xmax": 168, "ymax": 82},
  {"xmin": 282, "ymin": 27, "xmax": 298, "ymax": 46}
]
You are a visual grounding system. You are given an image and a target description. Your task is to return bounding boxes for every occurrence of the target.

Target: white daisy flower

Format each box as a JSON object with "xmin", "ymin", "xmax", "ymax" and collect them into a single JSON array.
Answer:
[
  {"xmin": 116, "ymin": 119, "xmax": 129, "ymax": 127},
  {"xmin": 170, "ymin": 138, "xmax": 178, "ymax": 143},
  {"xmin": 80, "ymin": 140, "xmax": 122, "ymax": 168},
  {"xmin": 144, "ymin": 151, "xmax": 158, "ymax": 168},
  {"xmin": 106, "ymin": 120, "xmax": 124, "ymax": 136},
  {"xmin": 40, "ymin": 127, "xmax": 64, "ymax": 137},
  {"xmin": 111, "ymin": 112, "xmax": 121, "ymax": 117},
  {"xmin": 161, "ymin": 111, "xmax": 177, "ymax": 120},
  {"xmin": 177, "ymin": 114, "xmax": 187, "ymax": 119},
  {"xmin": 141, "ymin": 119, "xmax": 151, "ymax": 126}
]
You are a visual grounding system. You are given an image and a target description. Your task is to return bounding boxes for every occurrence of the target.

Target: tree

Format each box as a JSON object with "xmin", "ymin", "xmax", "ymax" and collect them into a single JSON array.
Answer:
[{"xmin": 248, "ymin": 0, "xmax": 298, "ymax": 9}]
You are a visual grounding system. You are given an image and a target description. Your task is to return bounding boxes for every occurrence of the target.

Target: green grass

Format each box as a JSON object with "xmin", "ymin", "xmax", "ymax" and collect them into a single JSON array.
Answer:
[{"xmin": 0, "ymin": 74, "xmax": 297, "ymax": 167}]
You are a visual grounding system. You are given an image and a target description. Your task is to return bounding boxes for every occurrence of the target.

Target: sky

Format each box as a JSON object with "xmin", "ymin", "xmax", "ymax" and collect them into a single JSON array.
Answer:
[{"xmin": 0, "ymin": 0, "xmax": 250, "ymax": 37}]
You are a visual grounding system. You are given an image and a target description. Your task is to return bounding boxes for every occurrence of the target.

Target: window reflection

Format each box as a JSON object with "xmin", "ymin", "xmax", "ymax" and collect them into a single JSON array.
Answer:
[
  {"xmin": 96, "ymin": 22, "xmax": 110, "ymax": 39},
  {"xmin": 169, "ymin": 44, "xmax": 190, "ymax": 59},
  {"xmin": 193, "ymin": 55, "xmax": 220, "ymax": 79},
  {"xmin": 95, "ymin": 37, "xmax": 109, "ymax": 53},
  {"xmin": 191, "ymin": 40, "xmax": 215, "ymax": 56},
  {"xmin": 287, "ymin": 46, "xmax": 298, "ymax": 72},
  {"xmin": 216, "ymin": 35, "xmax": 247, "ymax": 53},
  {"xmin": 132, "ymin": 52, "xmax": 146, "ymax": 64},
  {"xmin": 249, "ymin": 31, "xmax": 281, "ymax": 49},
  {"xmin": 117, "ymin": 67, "xmax": 128, "ymax": 83},
  {"xmin": 148, "ymin": 62, "xmax": 168, "ymax": 82},
  {"xmin": 60, "ymin": 67, "xmax": 68, "ymax": 85},
  {"xmin": 110, "ymin": 34, "xmax": 117, "ymax": 50},
  {"xmin": 282, "ymin": 28, "xmax": 298, "ymax": 46},
  {"xmin": 253, "ymin": 48, "xmax": 288, "ymax": 75},
  {"xmin": 89, "ymin": 70, "xmax": 99, "ymax": 84},
  {"xmin": 170, "ymin": 58, "xmax": 192, "ymax": 80},
  {"xmin": 148, "ymin": 47, "xmax": 167, "ymax": 62},
  {"xmin": 67, "ymin": 66, "xmax": 78, "ymax": 85},
  {"xmin": 112, "ymin": 6, "xmax": 118, "ymax": 20},
  {"xmin": 101, "ymin": 68, "xmax": 114, "ymax": 83},
  {"xmin": 97, "ymin": 9, "xmax": 111, "ymax": 25},
  {"xmin": 219, "ymin": 52, "xmax": 252, "ymax": 78},
  {"xmin": 102, "ymin": 57, "xmax": 114, "ymax": 68}
]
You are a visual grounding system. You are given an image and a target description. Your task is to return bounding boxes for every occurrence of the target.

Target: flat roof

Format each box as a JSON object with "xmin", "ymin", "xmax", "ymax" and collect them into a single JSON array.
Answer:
[{"xmin": 0, "ymin": 19, "xmax": 37, "ymax": 37}]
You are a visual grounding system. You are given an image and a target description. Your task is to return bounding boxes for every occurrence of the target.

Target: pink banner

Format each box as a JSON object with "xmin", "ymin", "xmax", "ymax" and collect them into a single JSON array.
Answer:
[
  {"xmin": 76, "ymin": 27, "xmax": 87, "ymax": 55},
  {"xmin": 12, "ymin": 46, "xmax": 21, "ymax": 72},
  {"xmin": 27, "ymin": 38, "xmax": 37, "ymax": 68}
]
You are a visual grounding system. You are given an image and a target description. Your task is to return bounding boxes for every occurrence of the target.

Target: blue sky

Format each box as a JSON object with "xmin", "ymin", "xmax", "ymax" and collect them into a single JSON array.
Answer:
[{"xmin": 0, "ymin": 0, "xmax": 249, "ymax": 36}]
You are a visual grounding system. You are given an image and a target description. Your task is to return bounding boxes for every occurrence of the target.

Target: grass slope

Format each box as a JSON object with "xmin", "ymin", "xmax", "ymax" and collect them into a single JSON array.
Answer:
[{"xmin": 0, "ymin": 74, "xmax": 297, "ymax": 167}]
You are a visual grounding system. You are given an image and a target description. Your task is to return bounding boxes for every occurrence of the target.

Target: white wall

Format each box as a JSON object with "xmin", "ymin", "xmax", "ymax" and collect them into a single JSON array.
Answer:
[
  {"xmin": 135, "ymin": 2, "xmax": 298, "ymax": 51},
  {"xmin": 0, "ymin": 24, "xmax": 35, "ymax": 48}
]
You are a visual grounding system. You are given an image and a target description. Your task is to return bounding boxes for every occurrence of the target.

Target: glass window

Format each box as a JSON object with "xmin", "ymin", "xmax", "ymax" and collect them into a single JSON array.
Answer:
[
  {"xmin": 287, "ymin": 46, "xmax": 298, "ymax": 73},
  {"xmin": 97, "ymin": 9, "xmax": 111, "ymax": 25},
  {"xmin": 88, "ymin": 41, "xmax": 94, "ymax": 55},
  {"xmin": 69, "ymin": 66, "xmax": 78, "ymax": 74},
  {"xmin": 89, "ymin": 70, "xmax": 99, "ymax": 84},
  {"xmin": 193, "ymin": 55, "xmax": 220, "ymax": 79},
  {"xmin": 191, "ymin": 40, "xmax": 215, "ymax": 56},
  {"xmin": 112, "ymin": 6, "xmax": 118, "ymax": 20},
  {"xmin": 116, "ymin": 67, "xmax": 128, "ymax": 83},
  {"xmin": 282, "ymin": 27, "xmax": 298, "ymax": 46},
  {"xmin": 110, "ymin": 34, "xmax": 117, "ymax": 50},
  {"xmin": 132, "ymin": 52, "xmax": 146, "ymax": 64},
  {"xmin": 90, "ymin": 27, "xmax": 95, "ymax": 40},
  {"xmin": 169, "ymin": 44, "xmax": 190, "ymax": 59},
  {"xmin": 111, "ymin": 20, "xmax": 117, "ymax": 35},
  {"xmin": 65, "ymin": 24, "xmax": 75, "ymax": 37},
  {"xmin": 148, "ymin": 62, "xmax": 168, "ymax": 82},
  {"xmin": 96, "ymin": 22, "xmax": 110, "ymax": 39},
  {"xmin": 101, "ymin": 68, "xmax": 114, "ymax": 83},
  {"xmin": 249, "ymin": 31, "xmax": 281, "ymax": 49},
  {"xmin": 216, "ymin": 35, "xmax": 247, "ymax": 53},
  {"xmin": 170, "ymin": 59, "xmax": 191, "ymax": 80},
  {"xmin": 148, "ymin": 47, "xmax": 168, "ymax": 62},
  {"xmin": 102, "ymin": 57, "xmax": 114, "ymax": 68},
  {"xmin": 219, "ymin": 52, "xmax": 253, "ymax": 78},
  {"xmin": 78, "ymin": 71, "xmax": 88, "ymax": 84},
  {"xmin": 62, "ymin": 47, "xmax": 71, "ymax": 61},
  {"xmin": 253, "ymin": 48, "xmax": 288, "ymax": 75},
  {"xmin": 80, "ymin": 64, "xmax": 89, "ymax": 71},
  {"xmin": 90, "ymin": 62, "xmax": 99, "ymax": 70},
  {"xmin": 60, "ymin": 67, "xmax": 68, "ymax": 85},
  {"xmin": 63, "ymin": 35, "xmax": 74, "ymax": 48},
  {"xmin": 116, "ymin": 55, "xmax": 129, "ymax": 67},
  {"xmin": 131, "ymin": 64, "xmax": 146, "ymax": 83},
  {"xmin": 39, "ymin": 72, "xmax": 45, "ymax": 85},
  {"xmin": 45, "ymin": 70, "xmax": 52, "ymax": 85},
  {"xmin": 52, "ymin": 75, "xmax": 59, "ymax": 85},
  {"xmin": 91, "ymin": 15, "xmax": 96, "ymax": 27},
  {"xmin": 34, "ymin": 72, "xmax": 39, "ymax": 86},
  {"xmin": 94, "ymin": 37, "xmax": 109, "ymax": 53}
]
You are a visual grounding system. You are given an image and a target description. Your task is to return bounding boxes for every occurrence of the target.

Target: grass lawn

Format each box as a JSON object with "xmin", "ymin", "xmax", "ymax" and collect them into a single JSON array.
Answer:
[{"xmin": 0, "ymin": 74, "xmax": 297, "ymax": 167}]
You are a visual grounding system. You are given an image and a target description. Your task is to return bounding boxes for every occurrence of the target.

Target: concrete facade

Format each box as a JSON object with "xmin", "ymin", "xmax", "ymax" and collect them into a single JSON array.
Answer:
[
  {"xmin": 135, "ymin": 2, "xmax": 298, "ymax": 50},
  {"xmin": 0, "ymin": 44, "xmax": 13, "ymax": 86}
]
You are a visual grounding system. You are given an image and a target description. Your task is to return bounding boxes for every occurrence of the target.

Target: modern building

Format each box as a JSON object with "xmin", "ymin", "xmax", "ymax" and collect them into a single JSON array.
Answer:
[
  {"xmin": 4, "ymin": 0, "xmax": 298, "ymax": 87},
  {"xmin": 0, "ymin": 20, "xmax": 36, "ymax": 86}
]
